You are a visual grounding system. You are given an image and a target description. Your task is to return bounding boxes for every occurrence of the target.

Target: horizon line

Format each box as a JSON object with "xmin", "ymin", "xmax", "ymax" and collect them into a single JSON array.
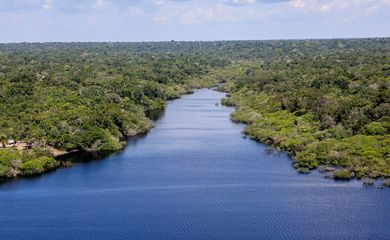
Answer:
[{"xmin": 1, "ymin": 36, "xmax": 389, "ymax": 44}]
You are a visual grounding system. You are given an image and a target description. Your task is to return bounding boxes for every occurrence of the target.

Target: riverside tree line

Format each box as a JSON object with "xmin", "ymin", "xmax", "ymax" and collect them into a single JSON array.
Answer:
[{"xmin": 0, "ymin": 39, "xmax": 389, "ymax": 184}]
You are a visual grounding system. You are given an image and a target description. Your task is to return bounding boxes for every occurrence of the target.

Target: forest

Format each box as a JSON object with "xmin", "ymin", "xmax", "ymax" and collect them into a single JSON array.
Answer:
[{"xmin": 0, "ymin": 39, "xmax": 389, "ymax": 182}]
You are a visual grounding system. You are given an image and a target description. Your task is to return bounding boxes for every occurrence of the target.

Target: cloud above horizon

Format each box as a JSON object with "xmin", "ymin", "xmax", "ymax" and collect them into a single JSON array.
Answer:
[{"xmin": 0, "ymin": 0, "xmax": 389, "ymax": 42}]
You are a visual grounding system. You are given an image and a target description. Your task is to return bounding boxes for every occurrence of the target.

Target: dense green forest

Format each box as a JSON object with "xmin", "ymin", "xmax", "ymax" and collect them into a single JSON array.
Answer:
[
  {"xmin": 216, "ymin": 39, "xmax": 390, "ymax": 180},
  {"xmin": 0, "ymin": 42, "xmax": 222, "ymax": 179},
  {"xmin": 0, "ymin": 39, "xmax": 389, "ymax": 182}
]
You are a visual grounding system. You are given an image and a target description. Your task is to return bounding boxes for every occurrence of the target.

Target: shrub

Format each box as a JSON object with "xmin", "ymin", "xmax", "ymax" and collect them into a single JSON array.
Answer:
[
  {"xmin": 0, "ymin": 164, "xmax": 11, "ymax": 178},
  {"xmin": 18, "ymin": 157, "xmax": 59, "ymax": 176},
  {"xmin": 333, "ymin": 169, "xmax": 352, "ymax": 180},
  {"xmin": 361, "ymin": 122, "xmax": 388, "ymax": 135},
  {"xmin": 221, "ymin": 97, "xmax": 236, "ymax": 106},
  {"xmin": 297, "ymin": 168, "xmax": 310, "ymax": 174}
]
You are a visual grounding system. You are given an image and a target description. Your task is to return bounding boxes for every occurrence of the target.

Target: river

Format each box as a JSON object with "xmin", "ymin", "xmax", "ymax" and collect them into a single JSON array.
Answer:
[{"xmin": 0, "ymin": 89, "xmax": 389, "ymax": 240}]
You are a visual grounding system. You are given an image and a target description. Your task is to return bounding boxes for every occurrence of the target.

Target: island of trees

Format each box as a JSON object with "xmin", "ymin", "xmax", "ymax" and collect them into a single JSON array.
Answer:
[{"xmin": 0, "ymin": 39, "xmax": 389, "ymax": 186}]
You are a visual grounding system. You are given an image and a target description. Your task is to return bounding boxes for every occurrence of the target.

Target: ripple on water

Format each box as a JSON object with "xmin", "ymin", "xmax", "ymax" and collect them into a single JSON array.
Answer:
[{"xmin": 0, "ymin": 89, "xmax": 389, "ymax": 240}]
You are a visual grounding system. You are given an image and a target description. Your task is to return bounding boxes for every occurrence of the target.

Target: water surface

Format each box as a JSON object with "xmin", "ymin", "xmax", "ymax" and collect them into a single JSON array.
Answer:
[{"xmin": 1, "ymin": 89, "xmax": 389, "ymax": 240}]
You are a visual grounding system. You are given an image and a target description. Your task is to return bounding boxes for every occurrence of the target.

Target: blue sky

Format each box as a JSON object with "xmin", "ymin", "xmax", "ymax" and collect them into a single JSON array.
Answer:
[{"xmin": 0, "ymin": 0, "xmax": 389, "ymax": 42}]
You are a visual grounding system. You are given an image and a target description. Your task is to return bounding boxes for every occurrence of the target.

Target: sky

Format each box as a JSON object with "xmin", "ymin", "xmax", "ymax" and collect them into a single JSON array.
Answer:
[{"xmin": 0, "ymin": 0, "xmax": 389, "ymax": 42}]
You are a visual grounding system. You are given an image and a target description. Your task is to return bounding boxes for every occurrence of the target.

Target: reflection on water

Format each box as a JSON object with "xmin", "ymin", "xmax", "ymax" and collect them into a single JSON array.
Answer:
[
  {"xmin": 146, "ymin": 109, "xmax": 165, "ymax": 121},
  {"xmin": 57, "ymin": 150, "xmax": 118, "ymax": 163},
  {"xmin": 0, "ymin": 89, "xmax": 389, "ymax": 240}
]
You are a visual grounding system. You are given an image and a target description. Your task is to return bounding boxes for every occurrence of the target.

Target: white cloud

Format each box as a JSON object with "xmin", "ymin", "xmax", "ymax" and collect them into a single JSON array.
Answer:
[
  {"xmin": 0, "ymin": 0, "xmax": 389, "ymax": 42},
  {"xmin": 223, "ymin": 0, "xmax": 257, "ymax": 5},
  {"xmin": 95, "ymin": 0, "xmax": 104, "ymax": 7},
  {"xmin": 320, "ymin": 4, "xmax": 331, "ymax": 12},
  {"xmin": 95, "ymin": 0, "xmax": 108, "ymax": 8},
  {"xmin": 154, "ymin": 0, "xmax": 166, "ymax": 6},
  {"xmin": 180, "ymin": 8, "xmax": 214, "ymax": 25},
  {"xmin": 291, "ymin": 0, "xmax": 305, "ymax": 9},
  {"xmin": 288, "ymin": 0, "xmax": 390, "ymax": 14},
  {"xmin": 42, "ymin": 0, "xmax": 53, "ymax": 10}
]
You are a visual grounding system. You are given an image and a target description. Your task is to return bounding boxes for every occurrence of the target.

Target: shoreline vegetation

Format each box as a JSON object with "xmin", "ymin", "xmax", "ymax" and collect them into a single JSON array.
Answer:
[
  {"xmin": 0, "ymin": 42, "xmax": 219, "ymax": 180},
  {"xmin": 220, "ymin": 89, "xmax": 389, "ymax": 186},
  {"xmin": 0, "ymin": 88, "xmax": 204, "ymax": 181},
  {"xmin": 0, "ymin": 87, "xmax": 201, "ymax": 181},
  {"xmin": 1, "ymin": 39, "xmax": 389, "ymax": 187},
  {"xmin": 213, "ymin": 40, "xmax": 389, "ymax": 186}
]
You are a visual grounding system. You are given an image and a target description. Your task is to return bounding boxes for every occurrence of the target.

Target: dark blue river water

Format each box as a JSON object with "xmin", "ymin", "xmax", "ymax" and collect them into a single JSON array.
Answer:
[{"xmin": 0, "ymin": 89, "xmax": 389, "ymax": 240}]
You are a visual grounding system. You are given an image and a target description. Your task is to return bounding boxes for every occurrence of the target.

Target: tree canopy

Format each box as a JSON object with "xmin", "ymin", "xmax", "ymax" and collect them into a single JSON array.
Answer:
[{"xmin": 0, "ymin": 38, "xmax": 389, "ymax": 181}]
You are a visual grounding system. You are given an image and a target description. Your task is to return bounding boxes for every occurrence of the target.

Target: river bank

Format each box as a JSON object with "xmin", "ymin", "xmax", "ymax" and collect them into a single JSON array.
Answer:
[
  {"xmin": 1, "ymin": 88, "xmax": 389, "ymax": 240},
  {"xmin": 0, "ymin": 88, "xmax": 201, "ymax": 182},
  {"xmin": 219, "ymin": 87, "xmax": 390, "ymax": 187}
]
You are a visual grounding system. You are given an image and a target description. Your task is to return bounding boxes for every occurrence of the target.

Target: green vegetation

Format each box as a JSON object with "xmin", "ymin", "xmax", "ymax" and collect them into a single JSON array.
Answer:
[
  {"xmin": 217, "ymin": 38, "xmax": 389, "ymax": 179},
  {"xmin": 0, "ymin": 148, "xmax": 58, "ymax": 179},
  {"xmin": 0, "ymin": 42, "xmax": 222, "ymax": 179},
  {"xmin": 0, "ymin": 39, "xmax": 389, "ymax": 181},
  {"xmin": 19, "ymin": 157, "xmax": 59, "ymax": 176},
  {"xmin": 333, "ymin": 169, "xmax": 352, "ymax": 180},
  {"xmin": 297, "ymin": 167, "xmax": 310, "ymax": 174}
]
